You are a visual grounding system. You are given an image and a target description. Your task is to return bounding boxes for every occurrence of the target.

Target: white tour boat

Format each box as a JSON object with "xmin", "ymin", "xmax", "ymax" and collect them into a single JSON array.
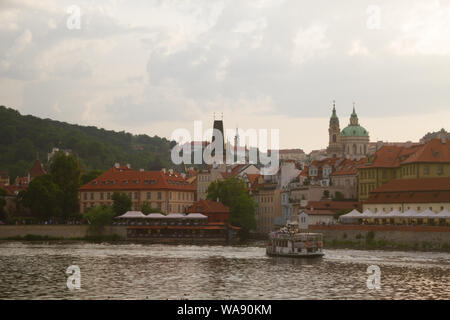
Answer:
[{"xmin": 266, "ymin": 225, "xmax": 324, "ymax": 258}]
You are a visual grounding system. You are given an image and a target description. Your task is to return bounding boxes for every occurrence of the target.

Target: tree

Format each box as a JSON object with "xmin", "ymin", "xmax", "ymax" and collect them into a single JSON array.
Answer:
[
  {"xmin": 20, "ymin": 175, "xmax": 63, "ymax": 219},
  {"xmin": 81, "ymin": 169, "xmax": 103, "ymax": 185},
  {"xmin": 206, "ymin": 176, "xmax": 257, "ymax": 233},
  {"xmin": 333, "ymin": 191, "xmax": 345, "ymax": 201},
  {"xmin": 49, "ymin": 153, "xmax": 81, "ymax": 217},
  {"xmin": 111, "ymin": 192, "xmax": 132, "ymax": 216},
  {"xmin": 141, "ymin": 201, "xmax": 164, "ymax": 214},
  {"xmin": 84, "ymin": 205, "xmax": 115, "ymax": 234}
]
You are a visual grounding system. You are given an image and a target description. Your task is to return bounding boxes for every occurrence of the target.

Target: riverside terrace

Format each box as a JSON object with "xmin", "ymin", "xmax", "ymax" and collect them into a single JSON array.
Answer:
[
  {"xmin": 113, "ymin": 211, "xmax": 241, "ymax": 243},
  {"xmin": 339, "ymin": 209, "xmax": 450, "ymax": 226}
]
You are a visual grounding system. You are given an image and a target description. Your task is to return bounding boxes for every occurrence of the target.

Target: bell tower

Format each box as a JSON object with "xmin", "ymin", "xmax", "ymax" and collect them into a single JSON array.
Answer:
[{"xmin": 327, "ymin": 100, "xmax": 343, "ymax": 157}]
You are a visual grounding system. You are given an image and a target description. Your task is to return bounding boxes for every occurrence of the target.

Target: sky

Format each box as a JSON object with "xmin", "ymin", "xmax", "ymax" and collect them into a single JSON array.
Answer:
[{"xmin": 0, "ymin": 0, "xmax": 449, "ymax": 153}]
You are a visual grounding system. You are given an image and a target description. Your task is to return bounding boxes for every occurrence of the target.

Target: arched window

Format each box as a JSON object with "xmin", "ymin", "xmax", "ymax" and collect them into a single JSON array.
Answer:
[
  {"xmin": 332, "ymin": 134, "xmax": 337, "ymax": 143},
  {"xmin": 353, "ymin": 144, "xmax": 357, "ymax": 154}
]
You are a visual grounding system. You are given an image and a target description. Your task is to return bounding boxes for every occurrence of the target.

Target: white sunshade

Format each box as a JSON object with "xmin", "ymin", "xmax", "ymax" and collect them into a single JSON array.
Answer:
[
  {"xmin": 402, "ymin": 209, "xmax": 419, "ymax": 219},
  {"xmin": 437, "ymin": 209, "xmax": 450, "ymax": 218},
  {"xmin": 185, "ymin": 213, "xmax": 208, "ymax": 219},
  {"xmin": 385, "ymin": 209, "xmax": 402, "ymax": 218},
  {"xmin": 339, "ymin": 209, "xmax": 362, "ymax": 220},
  {"xmin": 412, "ymin": 209, "xmax": 438, "ymax": 218},
  {"xmin": 115, "ymin": 211, "xmax": 146, "ymax": 219},
  {"xmin": 360, "ymin": 209, "xmax": 376, "ymax": 218},
  {"xmin": 146, "ymin": 213, "xmax": 166, "ymax": 219},
  {"xmin": 165, "ymin": 213, "xmax": 186, "ymax": 219}
]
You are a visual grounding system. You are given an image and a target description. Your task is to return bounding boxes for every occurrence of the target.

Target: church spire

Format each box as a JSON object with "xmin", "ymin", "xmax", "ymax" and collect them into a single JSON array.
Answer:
[
  {"xmin": 330, "ymin": 100, "xmax": 339, "ymax": 126},
  {"xmin": 350, "ymin": 102, "xmax": 359, "ymax": 125}
]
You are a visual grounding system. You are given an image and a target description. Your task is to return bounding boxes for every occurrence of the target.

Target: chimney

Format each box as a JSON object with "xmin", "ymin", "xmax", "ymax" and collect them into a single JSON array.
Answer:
[
  {"xmin": 161, "ymin": 168, "xmax": 166, "ymax": 173},
  {"xmin": 139, "ymin": 168, "xmax": 144, "ymax": 172},
  {"xmin": 181, "ymin": 173, "xmax": 186, "ymax": 179},
  {"xmin": 168, "ymin": 169, "xmax": 174, "ymax": 174},
  {"xmin": 216, "ymin": 197, "xmax": 220, "ymax": 202},
  {"xmin": 126, "ymin": 163, "xmax": 131, "ymax": 169},
  {"xmin": 114, "ymin": 163, "xmax": 120, "ymax": 169}
]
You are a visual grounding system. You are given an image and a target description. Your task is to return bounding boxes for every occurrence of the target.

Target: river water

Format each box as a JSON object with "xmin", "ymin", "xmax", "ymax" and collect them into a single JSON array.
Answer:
[{"xmin": 0, "ymin": 241, "xmax": 448, "ymax": 300}]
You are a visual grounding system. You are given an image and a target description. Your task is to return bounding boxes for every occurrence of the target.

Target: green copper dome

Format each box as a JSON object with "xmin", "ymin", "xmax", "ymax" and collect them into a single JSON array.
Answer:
[{"xmin": 341, "ymin": 125, "xmax": 369, "ymax": 137}]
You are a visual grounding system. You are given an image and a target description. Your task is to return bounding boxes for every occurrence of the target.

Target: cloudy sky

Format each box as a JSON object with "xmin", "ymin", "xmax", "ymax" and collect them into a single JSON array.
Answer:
[{"xmin": 1, "ymin": 0, "xmax": 449, "ymax": 152}]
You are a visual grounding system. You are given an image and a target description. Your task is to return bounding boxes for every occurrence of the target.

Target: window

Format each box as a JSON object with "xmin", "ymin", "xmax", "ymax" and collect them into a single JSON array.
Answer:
[
  {"xmin": 107, "ymin": 192, "xmax": 111, "ymax": 200},
  {"xmin": 157, "ymin": 192, "xmax": 162, "ymax": 200},
  {"xmin": 437, "ymin": 165, "xmax": 444, "ymax": 175},
  {"xmin": 424, "ymin": 166, "xmax": 430, "ymax": 175},
  {"xmin": 147, "ymin": 192, "xmax": 151, "ymax": 200},
  {"xmin": 90, "ymin": 193, "xmax": 94, "ymax": 200},
  {"xmin": 134, "ymin": 192, "xmax": 138, "ymax": 200},
  {"xmin": 83, "ymin": 193, "xmax": 87, "ymax": 200},
  {"xmin": 100, "ymin": 193, "xmax": 104, "ymax": 200}
]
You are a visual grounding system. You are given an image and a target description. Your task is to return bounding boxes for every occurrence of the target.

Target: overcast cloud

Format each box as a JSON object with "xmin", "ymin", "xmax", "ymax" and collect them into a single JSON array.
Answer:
[{"xmin": 1, "ymin": 0, "xmax": 449, "ymax": 152}]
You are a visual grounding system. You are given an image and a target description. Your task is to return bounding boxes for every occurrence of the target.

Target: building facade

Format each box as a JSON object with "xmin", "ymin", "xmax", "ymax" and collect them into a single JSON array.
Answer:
[
  {"xmin": 363, "ymin": 177, "xmax": 450, "ymax": 214},
  {"xmin": 358, "ymin": 138, "xmax": 450, "ymax": 201},
  {"xmin": 79, "ymin": 164, "xmax": 196, "ymax": 214}
]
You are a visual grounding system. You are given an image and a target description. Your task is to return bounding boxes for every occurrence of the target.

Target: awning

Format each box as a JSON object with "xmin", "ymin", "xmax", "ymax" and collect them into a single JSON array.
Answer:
[{"xmin": 115, "ymin": 211, "xmax": 147, "ymax": 219}]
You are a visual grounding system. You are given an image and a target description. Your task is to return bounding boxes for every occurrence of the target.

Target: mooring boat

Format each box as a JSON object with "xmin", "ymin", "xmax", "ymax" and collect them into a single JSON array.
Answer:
[{"xmin": 266, "ymin": 226, "xmax": 324, "ymax": 258}]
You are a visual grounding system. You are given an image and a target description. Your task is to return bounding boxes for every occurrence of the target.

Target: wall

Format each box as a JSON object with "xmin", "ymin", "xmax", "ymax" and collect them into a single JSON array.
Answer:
[
  {"xmin": 0, "ymin": 225, "xmax": 127, "ymax": 239},
  {"xmin": 309, "ymin": 225, "xmax": 450, "ymax": 246}
]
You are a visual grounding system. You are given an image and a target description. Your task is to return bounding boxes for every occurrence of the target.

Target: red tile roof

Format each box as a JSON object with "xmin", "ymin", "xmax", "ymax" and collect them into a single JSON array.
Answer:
[
  {"xmin": 2, "ymin": 184, "xmax": 27, "ymax": 196},
  {"xmin": 365, "ymin": 177, "xmax": 450, "ymax": 204},
  {"xmin": 302, "ymin": 209, "xmax": 335, "ymax": 216},
  {"xmin": 0, "ymin": 171, "xmax": 9, "ymax": 179},
  {"xmin": 29, "ymin": 160, "xmax": 46, "ymax": 179},
  {"xmin": 79, "ymin": 166, "xmax": 196, "ymax": 191},
  {"xmin": 186, "ymin": 199, "xmax": 230, "ymax": 214},
  {"xmin": 331, "ymin": 158, "xmax": 367, "ymax": 176},
  {"xmin": 401, "ymin": 139, "xmax": 450, "ymax": 164},
  {"xmin": 245, "ymin": 174, "xmax": 260, "ymax": 186},
  {"xmin": 363, "ymin": 139, "xmax": 449, "ymax": 169},
  {"xmin": 304, "ymin": 200, "xmax": 362, "ymax": 211},
  {"xmin": 371, "ymin": 177, "xmax": 450, "ymax": 193}
]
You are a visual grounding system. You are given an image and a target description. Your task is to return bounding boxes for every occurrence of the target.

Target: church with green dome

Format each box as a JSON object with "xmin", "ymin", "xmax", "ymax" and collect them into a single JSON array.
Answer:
[{"xmin": 326, "ymin": 102, "xmax": 370, "ymax": 159}]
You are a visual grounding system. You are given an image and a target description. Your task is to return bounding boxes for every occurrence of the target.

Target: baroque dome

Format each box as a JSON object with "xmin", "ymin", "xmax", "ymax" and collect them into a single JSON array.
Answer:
[{"xmin": 341, "ymin": 125, "xmax": 369, "ymax": 137}]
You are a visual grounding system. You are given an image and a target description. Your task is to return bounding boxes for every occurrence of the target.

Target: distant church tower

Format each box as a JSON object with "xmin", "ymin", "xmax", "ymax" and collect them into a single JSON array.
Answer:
[
  {"xmin": 327, "ymin": 101, "xmax": 343, "ymax": 158},
  {"xmin": 211, "ymin": 113, "xmax": 226, "ymax": 165}
]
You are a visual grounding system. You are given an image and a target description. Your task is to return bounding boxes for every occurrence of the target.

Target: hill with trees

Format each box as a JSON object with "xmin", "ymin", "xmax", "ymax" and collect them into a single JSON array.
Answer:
[{"xmin": 0, "ymin": 105, "xmax": 177, "ymax": 179}]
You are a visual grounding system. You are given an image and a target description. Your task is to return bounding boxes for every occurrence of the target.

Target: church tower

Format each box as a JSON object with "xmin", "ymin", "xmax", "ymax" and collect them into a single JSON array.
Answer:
[
  {"xmin": 326, "ymin": 101, "xmax": 343, "ymax": 158},
  {"xmin": 211, "ymin": 113, "xmax": 226, "ymax": 167}
]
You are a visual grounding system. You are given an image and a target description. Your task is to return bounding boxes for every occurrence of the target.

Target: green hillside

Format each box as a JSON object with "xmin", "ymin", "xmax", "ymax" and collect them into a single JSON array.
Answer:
[{"xmin": 0, "ymin": 106, "xmax": 176, "ymax": 179}]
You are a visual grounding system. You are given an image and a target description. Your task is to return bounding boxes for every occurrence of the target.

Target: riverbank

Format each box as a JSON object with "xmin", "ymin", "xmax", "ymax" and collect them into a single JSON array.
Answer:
[{"xmin": 1, "ymin": 225, "xmax": 449, "ymax": 252}]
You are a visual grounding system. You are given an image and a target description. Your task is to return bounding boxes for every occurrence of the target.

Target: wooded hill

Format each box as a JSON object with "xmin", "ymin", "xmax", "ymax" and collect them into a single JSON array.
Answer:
[{"xmin": 0, "ymin": 105, "xmax": 176, "ymax": 179}]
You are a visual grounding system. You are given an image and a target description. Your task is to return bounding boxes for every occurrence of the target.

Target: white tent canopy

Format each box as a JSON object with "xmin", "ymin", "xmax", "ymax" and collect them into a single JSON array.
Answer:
[
  {"xmin": 115, "ymin": 211, "xmax": 147, "ymax": 219},
  {"xmin": 413, "ymin": 209, "xmax": 437, "ymax": 218},
  {"xmin": 437, "ymin": 209, "xmax": 450, "ymax": 218},
  {"xmin": 339, "ymin": 209, "xmax": 362, "ymax": 221},
  {"xmin": 384, "ymin": 209, "xmax": 402, "ymax": 218},
  {"xmin": 165, "ymin": 213, "xmax": 186, "ymax": 219},
  {"xmin": 185, "ymin": 213, "xmax": 208, "ymax": 219},
  {"xmin": 146, "ymin": 213, "xmax": 166, "ymax": 219}
]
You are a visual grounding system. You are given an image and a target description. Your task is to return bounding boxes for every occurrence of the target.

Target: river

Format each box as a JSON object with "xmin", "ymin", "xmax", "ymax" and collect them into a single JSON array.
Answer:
[{"xmin": 0, "ymin": 241, "xmax": 448, "ymax": 300}]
